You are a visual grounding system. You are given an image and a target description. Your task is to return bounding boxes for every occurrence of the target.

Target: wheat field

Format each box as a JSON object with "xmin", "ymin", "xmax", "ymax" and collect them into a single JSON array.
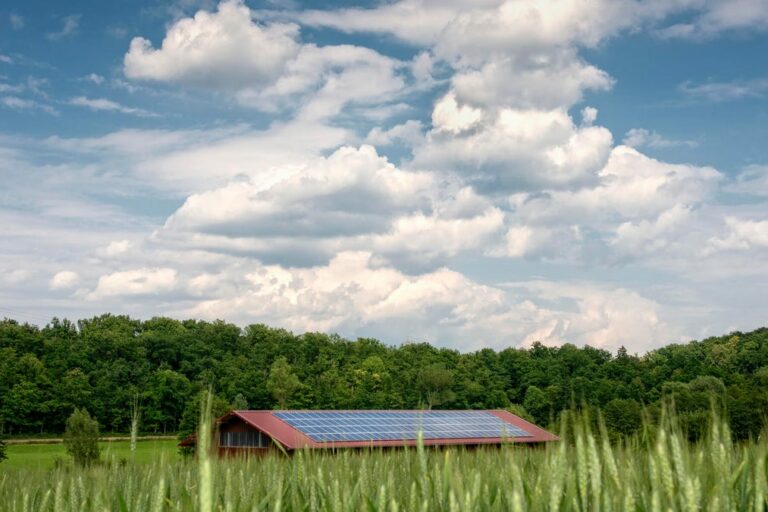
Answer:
[{"xmin": 1, "ymin": 413, "xmax": 766, "ymax": 512}]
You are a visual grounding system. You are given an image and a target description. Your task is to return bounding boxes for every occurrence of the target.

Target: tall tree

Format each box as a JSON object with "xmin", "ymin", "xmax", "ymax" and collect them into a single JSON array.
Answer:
[
  {"xmin": 419, "ymin": 363, "xmax": 455, "ymax": 409},
  {"xmin": 267, "ymin": 357, "xmax": 301, "ymax": 409}
]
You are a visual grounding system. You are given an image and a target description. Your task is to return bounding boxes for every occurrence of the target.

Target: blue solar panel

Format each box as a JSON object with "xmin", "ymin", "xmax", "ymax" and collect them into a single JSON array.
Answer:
[{"xmin": 273, "ymin": 411, "xmax": 532, "ymax": 442}]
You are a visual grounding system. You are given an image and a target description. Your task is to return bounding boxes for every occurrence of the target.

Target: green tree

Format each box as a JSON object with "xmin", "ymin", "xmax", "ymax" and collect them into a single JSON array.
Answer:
[
  {"xmin": 419, "ymin": 363, "xmax": 455, "ymax": 409},
  {"xmin": 231, "ymin": 393, "xmax": 248, "ymax": 410},
  {"xmin": 63, "ymin": 408, "xmax": 100, "ymax": 467},
  {"xmin": 523, "ymin": 386, "xmax": 552, "ymax": 425},
  {"xmin": 603, "ymin": 398, "xmax": 642, "ymax": 438},
  {"xmin": 267, "ymin": 357, "xmax": 301, "ymax": 409}
]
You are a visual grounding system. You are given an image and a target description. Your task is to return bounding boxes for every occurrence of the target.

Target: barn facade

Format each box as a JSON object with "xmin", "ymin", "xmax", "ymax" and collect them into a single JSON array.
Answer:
[{"xmin": 181, "ymin": 409, "xmax": 558, "ymax": 455}]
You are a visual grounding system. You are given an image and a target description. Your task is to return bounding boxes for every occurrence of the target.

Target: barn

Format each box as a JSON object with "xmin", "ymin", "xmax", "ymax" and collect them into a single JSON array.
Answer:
[{"xmin": 180, "ymin": 410, "xmax": 558, "ymax": 455}]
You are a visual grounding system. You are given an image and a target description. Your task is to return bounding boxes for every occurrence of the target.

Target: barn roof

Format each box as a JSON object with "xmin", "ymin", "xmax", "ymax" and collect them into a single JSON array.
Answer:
[{"xmin": 211, "ymin": 409, "xmax": 557, "ymax": 449}]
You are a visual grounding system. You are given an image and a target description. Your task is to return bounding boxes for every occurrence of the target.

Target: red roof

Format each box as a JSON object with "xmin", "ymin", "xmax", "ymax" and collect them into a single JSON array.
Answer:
[{"xmin": 214, "ymin": 410, "xmax": 558, "ymax": 450}]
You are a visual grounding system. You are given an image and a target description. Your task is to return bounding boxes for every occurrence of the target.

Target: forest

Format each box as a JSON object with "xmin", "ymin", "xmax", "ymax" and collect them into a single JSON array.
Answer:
[{"xmin": 1, "ymin": 315, "xmax": 767, "ymax": 441}]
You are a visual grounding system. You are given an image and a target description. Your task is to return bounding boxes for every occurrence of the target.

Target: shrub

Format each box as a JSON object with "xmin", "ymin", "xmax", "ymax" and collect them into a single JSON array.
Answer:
[{"xmin": 63, "ymin": 408, "xmax": 100, "ymax": 467}]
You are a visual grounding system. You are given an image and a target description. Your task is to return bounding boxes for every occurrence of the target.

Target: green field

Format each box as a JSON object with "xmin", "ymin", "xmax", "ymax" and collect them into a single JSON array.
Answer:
[
  {"xmin": 1, "ymin": 439, "xmax": 179, "ymax": 471},
  {"xmin": 1, "ymin": 415, "xmax": 767, "ymax": 511}
]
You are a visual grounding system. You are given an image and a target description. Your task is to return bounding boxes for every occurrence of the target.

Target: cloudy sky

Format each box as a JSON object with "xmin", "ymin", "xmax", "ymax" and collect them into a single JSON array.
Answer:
[{"xmin": 1, "ymin": 0, "xmax": 767, "ymax": 352}]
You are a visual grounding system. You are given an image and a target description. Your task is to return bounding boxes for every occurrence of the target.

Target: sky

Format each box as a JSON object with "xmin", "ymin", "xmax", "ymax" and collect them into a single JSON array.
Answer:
[{"xmin": 1, "ymin": 0, "xmax": 767, "ymax": 353}]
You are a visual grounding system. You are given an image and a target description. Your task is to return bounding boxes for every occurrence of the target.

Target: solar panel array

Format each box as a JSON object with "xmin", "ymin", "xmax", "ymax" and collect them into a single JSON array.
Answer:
[{"xmin": 273, "ymin": 411, "xmax": 532, "ymax": 442}]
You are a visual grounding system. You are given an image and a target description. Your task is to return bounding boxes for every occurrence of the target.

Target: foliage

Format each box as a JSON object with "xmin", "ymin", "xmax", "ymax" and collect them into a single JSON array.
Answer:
[
  {"xmin": 63, "ymin": 408, "xmax": 100, "ymax": 467},
  {"xmin": 1, "ymin": 315, "xmax": 768, "ymax": 440},
  {"xmin": 266, "ymin": 357, "xmax": 301, "ymax": 409},
  {"xmin": 1, "ymin": 412, "xmax": 768, "ymax": 511},
  {"xmin": 418, "ymin": 363, "xmax": 455, "ymax": 409},
  {"xmin": 0, "ymin": 434, "xmax": 6, "ymax": 464}
]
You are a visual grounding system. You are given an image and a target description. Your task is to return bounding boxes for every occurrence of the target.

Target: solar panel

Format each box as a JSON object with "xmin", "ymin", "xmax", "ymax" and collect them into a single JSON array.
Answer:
[{"xmin": 273, "ymin": 411, "xmax": 532, "ymax": 442}]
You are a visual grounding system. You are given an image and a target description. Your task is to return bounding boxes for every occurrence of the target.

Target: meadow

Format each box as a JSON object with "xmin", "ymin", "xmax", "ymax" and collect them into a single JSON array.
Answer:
[
  {"xmin": 1, "ymin": 413, "xmax": 766, "ymax": 511},
  {"xmin": 1, "ymin": 439, "xmax": 179, "ymax": 471}
]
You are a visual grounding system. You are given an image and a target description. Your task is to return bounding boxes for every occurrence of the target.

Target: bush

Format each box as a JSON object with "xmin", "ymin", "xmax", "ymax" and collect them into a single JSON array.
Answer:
[
  {"xmin": 63, "ymin": 408, "xmax": 100, "ymax": 467},
  {"xmin": 0, "ymin": 435, "xmax": 6, "ymax": 464}
]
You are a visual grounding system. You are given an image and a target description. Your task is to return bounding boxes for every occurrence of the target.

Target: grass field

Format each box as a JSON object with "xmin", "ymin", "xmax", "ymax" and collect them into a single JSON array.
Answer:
[
  {"xmin": 1, "ymin": 412, "xmax": 766, "ymax": 511},
  {"xmin": 1, "ymin": 439, "xmax": 179, "ymax": 471}
]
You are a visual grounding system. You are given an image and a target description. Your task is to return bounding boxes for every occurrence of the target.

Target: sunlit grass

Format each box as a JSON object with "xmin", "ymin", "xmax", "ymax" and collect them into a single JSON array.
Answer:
[{"xmin": 1, "ymin": 440, "xmax": 179, "ymax": 471}]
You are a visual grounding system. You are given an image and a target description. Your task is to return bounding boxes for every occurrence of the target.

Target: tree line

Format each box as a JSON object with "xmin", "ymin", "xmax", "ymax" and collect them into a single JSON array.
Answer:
[{"xmin": 1, "ymin": 315, "xmax": 767, "ymax": 441}]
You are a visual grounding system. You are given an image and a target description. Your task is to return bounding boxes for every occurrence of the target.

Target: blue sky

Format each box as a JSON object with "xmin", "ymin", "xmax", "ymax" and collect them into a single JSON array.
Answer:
[{"xmin": 1, "ymin": 0, "xmax": 767, "ymax": 352}]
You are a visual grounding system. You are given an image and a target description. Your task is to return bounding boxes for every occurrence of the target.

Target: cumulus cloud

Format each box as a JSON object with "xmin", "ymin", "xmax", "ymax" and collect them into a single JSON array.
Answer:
[
  {"xmin": 87, "ymin": 267, "xmax": 178, "ymax": 299},
  {"xmin": 490, "ymin": 146, "xmax": 722, "ymax": 262},
  {"xmin": 234, "ymin": 44, "xmax": 404, "ymax": 120},
  {"xmin": 709, "ymin": 217, "xmax": 768, "ymax": 251},
  {"xmin": 125, "ymin": 0, "xmax": 300, "ymax": 89},
  {"xmin": 611, "ymin": 204, "xmax": 693, "ymax": 256},
  {"xmin": 124, "ymin": 0, "xmax": 404, "ymax": 119},
  {"xmin": 513, "ymin": 146, "xmax": 721, "ymax": 224},
  {"xmin": 365, "ymin": 120, "xmax": 424, "ymax": 147},
  {"xmin": 158, "ymin": 145, "xmax": 502, "ymax": 268},
  {"xmin": 431, "ymin": 93, "xmax": 482, "ymax": 134},
  {"xmin": 182, "ymin": 250, "xmax": 675, "ymax": 351},
  {"xmin": 3, "ymin": 0, "xmax": 766, "ymax": 354},
  {"xmin": 414, "ymin": 106, "xmax": 613, "ymax": 192},
  {"xmin": 163, "ymin": 145, "xmax": 433, "ymax": 239},
  {"xmin": 49, "ymin": 271, "xmax": 80, "ymax": 290}
]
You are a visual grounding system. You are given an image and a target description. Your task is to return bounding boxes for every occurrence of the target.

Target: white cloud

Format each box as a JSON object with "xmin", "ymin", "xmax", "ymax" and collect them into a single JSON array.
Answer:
[
  {"xmin": 124, "ymin": 0, "xmax": 405, "ymax": 119},
  {"xmin": 44, "ymin": 120, "xmax": 351, "ymax": 194},
  {"xmin": 83, "ymin": 73, "xmax": 105, "ymax": 85},
  {"xmin": 0, "ymin": 54, "xmax": 12, "ymax": 64},
  {"xmin": 125, "ymin": 0, "xmax": 300, "ymax": 89},
  {"xmin": 69, "ymin": 96, "xmax": 156, "ymax": 117},
  {"xmin": 728, "ymin": 165, "xmax": 768, "ymax": 196},
  {"xmin": 0, "ymin": 269, "xmax": 31, "ymax": 286},
  {"xmin": 47, "ymin": 14, "xmax": 81, "ymax": 41},
  {"xmin": 50, "ymin": 271, "xmax": 80, "ymax": 290},
  {"xmin": 581, "ymin": 106, "xmax": 598, "ymax": 126},
  {"xmin": 509, "ymin": 281, "xmax": 676, "ymax": 352},
  {"xmin": 97, "ymin": 240, "xmax": 133, "ymax": 257},
  {"xmin": 163, "ymin": 145, "xmax": 432, "ymax": 237},
  {"xmin": 181, "ymin": 250, "xmax": 675, "ymax": 351},
  {"xmin": 365, "ymin": 120, "xmax": 424, "ymax": 147},
  {"xmin": 623, "ymin": 128, "xmax": 698, "ymax": 149},
  {"xmin": 656, "ymin": 0, "xmax": 768, "ymax": 39},
  {"xmin": 234, "ymin": 44, "xmax": 404, "ymax": 120},
  {"xmin": 514, "ymin": 146, "xmax": 721, "ymax": 224},
  {"xmin": 414, "ymin": 106, "xmax": 613, "ymax": 192},
  {"xmin": 0, "ymin": 83, "xmax": 23, "ymax": 93},
  {"xmin": 611, "ymin": 204, "xmax": 693, "ymax": 256},
  {"xmin": 709, "ymin": 217, "xmax": 768, "ymax": 251},
  {"xmin": 450, "ymin": 51, "xmax": 613, "ymax": 110},
  {"xmin": 87, "ymin": 267, "xmax": 178, "ymax": 299},
  {"xmin": 1, "ymin": 96, "xmax": 58, "ymax": 115},
  {"xmin": 431, "ymin": 92, "xmax": 482, "ymax": 134},
  {"xmin": 680, "ymin": 78, "xmax": 768, "ymax": 102}
]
